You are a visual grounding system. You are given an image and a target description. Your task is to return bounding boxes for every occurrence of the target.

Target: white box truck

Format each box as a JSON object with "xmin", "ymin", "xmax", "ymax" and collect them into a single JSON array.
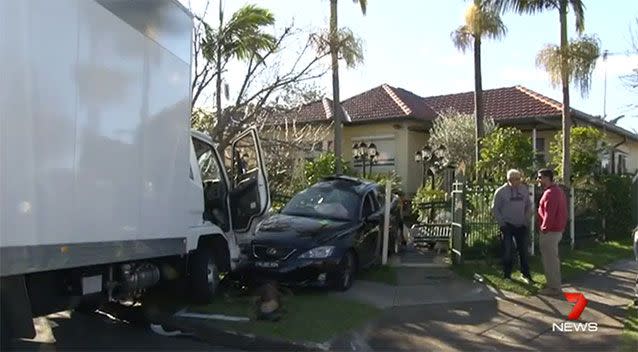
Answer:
[{"xmin": 0, "ymin": 0, "xmax": 270, "ymax": 342}]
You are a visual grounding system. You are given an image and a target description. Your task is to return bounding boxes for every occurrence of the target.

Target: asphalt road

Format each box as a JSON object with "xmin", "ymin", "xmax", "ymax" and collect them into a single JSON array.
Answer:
[{"xmin": 7, "ymin": 308, "xmax": 240, "ymax": 351}]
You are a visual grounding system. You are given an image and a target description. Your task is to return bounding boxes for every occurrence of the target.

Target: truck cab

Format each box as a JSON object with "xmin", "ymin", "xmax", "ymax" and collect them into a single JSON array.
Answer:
[{"xmin": 190, "ymin": 128, "xmax": 271, "ymax": 263}]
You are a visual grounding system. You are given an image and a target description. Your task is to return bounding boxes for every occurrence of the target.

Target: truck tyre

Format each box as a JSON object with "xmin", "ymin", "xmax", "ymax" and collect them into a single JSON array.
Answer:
[
  {"xmin": 189, "ymin": 249, "xmax": 219, "ymax": 304},
  {"xmin": 1, "ymin": 312, "xmax": 12, "ymax": 351}
]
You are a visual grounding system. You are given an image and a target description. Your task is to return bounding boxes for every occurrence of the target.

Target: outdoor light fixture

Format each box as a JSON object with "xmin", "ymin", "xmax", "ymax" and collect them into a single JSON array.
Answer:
[
  {"xmin": 415, "ymin": 144, "xmax": 448, "ymax": 188},
  {"xmin": 353, "ymin": 141, "xmax": 379, "ymax": 178}
]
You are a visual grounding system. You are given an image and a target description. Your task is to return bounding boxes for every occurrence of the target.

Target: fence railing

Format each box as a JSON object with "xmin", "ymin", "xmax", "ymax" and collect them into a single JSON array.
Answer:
[{"xmin": 409, "ymin": 181, "xmax": 606, "ymax": 262}]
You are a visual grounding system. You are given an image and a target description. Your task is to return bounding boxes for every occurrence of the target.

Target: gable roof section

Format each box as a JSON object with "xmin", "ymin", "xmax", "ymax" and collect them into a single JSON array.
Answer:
[
  {"xmin": 278, "ymin": 84, "xmax": 436, "ymax": 124},
  {"xmin": 423, "ymin": 86, "xmax": 562, "ymax": 120},
  {"xmin": 341, "ymin": 84, "xmax": 435, "ymax": 122}
]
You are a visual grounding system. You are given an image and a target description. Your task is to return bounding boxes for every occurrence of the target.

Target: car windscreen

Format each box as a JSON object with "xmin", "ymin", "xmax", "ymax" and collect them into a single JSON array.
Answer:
[{"xmin": 281, "ymin": 183, "xmax": 360, "ymax": 222}]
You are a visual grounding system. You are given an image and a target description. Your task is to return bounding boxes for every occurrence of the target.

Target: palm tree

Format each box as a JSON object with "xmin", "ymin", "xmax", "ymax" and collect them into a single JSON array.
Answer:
[
  {"xmin": 489, "ymin": 0, "xmax": 600, "ymax": 187},
  {"xmin": 200, "ymin": 2, "xmax": 276, "ymax": 143},
  {"xmin": 451, "ymin": 0, "xmax": 506, "ymax": 174},
  {"xmin": 330, "ymin": 0, "xmax": 367, "ymax": 174}
]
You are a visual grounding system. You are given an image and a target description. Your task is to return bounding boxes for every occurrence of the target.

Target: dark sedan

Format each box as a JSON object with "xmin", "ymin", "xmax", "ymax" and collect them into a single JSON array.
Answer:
[{"xmin": 249, "ymin": 176, "xmax": 402, "ymax": 291}]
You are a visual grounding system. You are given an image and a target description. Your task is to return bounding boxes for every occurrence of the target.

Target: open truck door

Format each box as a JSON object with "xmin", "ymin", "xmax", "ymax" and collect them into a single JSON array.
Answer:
[{"xmin": 226, "ymin": 128, "xmax": 270, "ymax": 235}]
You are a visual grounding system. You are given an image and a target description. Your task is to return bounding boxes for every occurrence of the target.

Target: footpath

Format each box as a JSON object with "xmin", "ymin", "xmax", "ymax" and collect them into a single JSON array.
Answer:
[{"xmin": 330, "ymin": 251, "xmax": 637, "ymax": 352}]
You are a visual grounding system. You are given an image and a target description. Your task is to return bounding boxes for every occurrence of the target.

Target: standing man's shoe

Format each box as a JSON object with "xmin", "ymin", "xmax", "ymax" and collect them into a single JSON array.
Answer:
[{"xmin": 521, "ymin": 275, "xmax": 535, "ymax": 285}]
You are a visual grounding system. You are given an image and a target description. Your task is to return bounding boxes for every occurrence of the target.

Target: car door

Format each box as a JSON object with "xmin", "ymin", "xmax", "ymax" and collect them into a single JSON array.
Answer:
[
  {"xmin": 359, "ymin": 192, "xmax": 381, "ymax": 267},
  {"xmin": 225, "ymin": 128, "xmax": 270, "ymax": 240}
]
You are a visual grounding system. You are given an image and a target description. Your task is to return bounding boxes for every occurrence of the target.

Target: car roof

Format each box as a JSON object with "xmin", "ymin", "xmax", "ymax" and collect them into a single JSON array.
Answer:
[{"xmin": 319, "ymin": 175, "xmax": 377, "ymax": 195}]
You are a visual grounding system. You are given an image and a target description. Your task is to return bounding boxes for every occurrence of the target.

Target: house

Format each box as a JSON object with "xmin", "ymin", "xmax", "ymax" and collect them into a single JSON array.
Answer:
[{"xmin": 279, "ymin": 84, "xmax": 638, "ymax": 195}]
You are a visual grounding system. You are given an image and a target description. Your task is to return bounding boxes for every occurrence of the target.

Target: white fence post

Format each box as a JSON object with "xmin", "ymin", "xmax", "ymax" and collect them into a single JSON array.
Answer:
[
  {"xmin": 530, "ymin": 185, "xmax": 535, "ymax": 256},
  {"xmin": 382, "ymin": 180, "xmax": 391, "ymax": 265},
  {"xmin": 570, "ymin": 186, "xmax": 575, "ymax": 250}
]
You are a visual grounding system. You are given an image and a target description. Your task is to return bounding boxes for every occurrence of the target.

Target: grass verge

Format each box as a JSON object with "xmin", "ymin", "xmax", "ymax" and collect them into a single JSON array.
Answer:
[
  {"xmin": 453, "ymin": 239, "xmax": 633, "ymax": 296},
  {"xmin": 622, "ymin": 303, "xmax": 638, "ymax": 352},
  {"xmin": 186, "ymin": 289, "xmax": 380, "ymax": 343}
]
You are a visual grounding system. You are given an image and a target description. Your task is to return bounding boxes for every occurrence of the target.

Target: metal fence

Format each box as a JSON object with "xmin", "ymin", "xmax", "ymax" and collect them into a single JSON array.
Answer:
[{"xmin": 462, "ymin": 184, "xmax": 501, "ymax": 260}]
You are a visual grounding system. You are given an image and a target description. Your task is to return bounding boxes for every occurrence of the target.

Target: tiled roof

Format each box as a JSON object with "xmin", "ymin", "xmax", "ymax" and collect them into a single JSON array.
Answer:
[
  {"xmin": 275, "ymin": 84, "xmax": 638, "ymax": 140},
  {"xmin": 279, "ymin": 84, "xmax": 436, "ymax": 124},
  {"xmin": 341, "ymin": 84, "xmax": 435, "ymax": 122},
  {"xmin": 423, "ymin": 86, "xmax": 562, "ymax": 120}
]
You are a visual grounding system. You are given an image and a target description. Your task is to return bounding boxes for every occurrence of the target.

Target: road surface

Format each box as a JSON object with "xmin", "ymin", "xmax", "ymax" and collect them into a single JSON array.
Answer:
[{"xmin": 7, "ymin": 308, "xmax": 239, "ymax": 351}]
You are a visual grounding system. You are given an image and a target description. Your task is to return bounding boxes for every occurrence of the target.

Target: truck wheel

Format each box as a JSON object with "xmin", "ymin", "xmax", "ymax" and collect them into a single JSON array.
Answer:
[
  {"xmin": 1, "ymin": 312, "xmax": 12, "ymax": 351},
  {"xmin": 189, "ymin": 249, "xmax": 219, "ymax": 304}
]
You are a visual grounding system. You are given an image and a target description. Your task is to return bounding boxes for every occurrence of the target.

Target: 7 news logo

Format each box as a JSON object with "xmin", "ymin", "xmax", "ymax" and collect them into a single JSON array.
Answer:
[{"xmin": 551, "ymin": 292, "xmax": 599, "ymax": 332}]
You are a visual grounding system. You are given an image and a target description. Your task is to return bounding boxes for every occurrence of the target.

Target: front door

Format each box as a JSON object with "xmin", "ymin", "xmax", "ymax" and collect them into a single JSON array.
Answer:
[
  {"xmin": 225, "ymin": 128, "xmax": 270, "ymax": 239},
  {"xmin": 360, "ymin": 192, "xmax": 381, "ymax": 266}
]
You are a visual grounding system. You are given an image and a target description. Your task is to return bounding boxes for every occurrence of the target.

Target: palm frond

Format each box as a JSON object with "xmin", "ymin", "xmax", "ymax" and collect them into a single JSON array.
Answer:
[
  {"xmin": 451, "ymin": 26, "xmax": 473, "ymax": 52},
  {"xmin": 310, "ymin": 28, "xmax": 364, "ymax": 68},
  {"xmin": 222, "ymin": 5, "xmax": 276, "ymax": 61},
  {"xmin": 567, "ymin": 35, "xmax": 600, "ymax": 96},
  {"xmin": 465, "ymin": 2, "xmax": 507, "ymax": 40},
  {"xmin": 488, "ymin": 0, "xmax": 558, "ymax": 15},
  {"xmin": 355, "ymin": 0, "xmax": 367, "ymax": 15},
  {"xmin": 536, "ymin": 35, "xmax": 600, "ymax": 97},
  {"xmin": 337, "ymin": 28, "xmax": 365, "ymax": 68},
  {"xmin": 536, "ymin": 44, "xmax": 562, "ymax": 88},
  {"xmin": 568, "ymin": 0, "xmax": 586, "ymax": 33}
]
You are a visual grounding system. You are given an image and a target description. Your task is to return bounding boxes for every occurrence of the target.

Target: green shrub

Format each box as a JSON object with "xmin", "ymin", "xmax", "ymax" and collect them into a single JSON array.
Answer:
[
  {"xmin": 478, "ymin": 127, "xmax": 534, "ymax": 181},
  {"xmin": 550, "ymin": 127, "xmax": 605, "ymax": 181},
  {"xmin": 303, "ymin": 152, "xmax": 355, "ymax": 186},
  {"xmin": 592, "ymin": 174, "xmax": 633, "ymax": 240},
  {"xmin": 364, "ymin": 171, "xmax": 403, "ymax": 196},
  {"xmin": 411, "ymin": 185, "xmax": 448, "ymax": 222}
]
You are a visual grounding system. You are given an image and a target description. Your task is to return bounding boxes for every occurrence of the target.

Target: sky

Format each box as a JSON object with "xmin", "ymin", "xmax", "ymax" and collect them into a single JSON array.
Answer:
[{"xmin": 181, "ymin": 0, "xmax": 638, "ymax": 133}]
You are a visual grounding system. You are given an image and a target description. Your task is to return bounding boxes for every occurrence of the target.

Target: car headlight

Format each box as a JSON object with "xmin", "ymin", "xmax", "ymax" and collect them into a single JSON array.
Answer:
[{"xmin": 298, "ymin": 246, "xmax": 335, "ymax": 259}]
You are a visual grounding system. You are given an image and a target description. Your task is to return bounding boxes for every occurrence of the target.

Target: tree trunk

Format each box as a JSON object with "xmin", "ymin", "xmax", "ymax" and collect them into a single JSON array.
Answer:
[
  {"xmin": 214, "ymin": 0, "xmax": 224, "ymax": 144},
  {"xmin": 473, "ymin": 35, "xmax": 484, "ymax": 179},
  {"xmin": 559, "ymin": 0, "xmax": 571, "ymax": 187},
  {"xmin": 330, "ymin": 0, "xmax": 343, "ymax": 174}
]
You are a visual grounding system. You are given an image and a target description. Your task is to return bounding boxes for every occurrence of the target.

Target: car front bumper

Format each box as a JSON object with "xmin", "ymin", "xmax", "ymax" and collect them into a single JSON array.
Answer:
[{"xmin": 249, "ymin": 257, "xmax": 342, "ymax": 287}]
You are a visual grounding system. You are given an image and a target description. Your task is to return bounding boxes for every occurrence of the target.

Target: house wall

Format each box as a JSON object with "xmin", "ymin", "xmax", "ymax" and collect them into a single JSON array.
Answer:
[
  {"xmin": 342, "ymin": 122, "xmax": 403, "ymax": 183},
  {"xmin": 407, "ymin": 129, "xmax": 428, "ymax": 194},
  {"xmin": 524, "ymin": 128, "xmax": 638, "ymax": 175},
  {"xmin": 342, "ymin": 122, "xmax": 429, "ymax": 195},
  {"xmin": 603, "ymin": 132, "xmax": 638, "ymax": 174}
]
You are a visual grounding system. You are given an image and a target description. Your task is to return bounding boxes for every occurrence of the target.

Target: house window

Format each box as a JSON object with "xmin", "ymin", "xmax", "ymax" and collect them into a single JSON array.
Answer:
[
  {"xmin": 600, "ymin": 150, "xmax": 611, "ymax": 173},
  {"xmin": 352, "ymin": 135, "xmax": 395, "ymax": 175},
  {"xmin": 617, "ymin": 153, "xmax": 628, "ymax": 174},
  {"xmin": 534, "ymin": 137, "xmax": 546, "ymax": 165}
]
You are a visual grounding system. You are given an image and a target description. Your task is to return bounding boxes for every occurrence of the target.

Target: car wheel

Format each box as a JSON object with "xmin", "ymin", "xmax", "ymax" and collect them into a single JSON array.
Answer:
[
  {"xmin": 334, "ymin": 251, "xmax": 356, "ymax": 291},
  {"xmin": 189, "ymin": 249, "xmax": 219, "ymax": 304}
]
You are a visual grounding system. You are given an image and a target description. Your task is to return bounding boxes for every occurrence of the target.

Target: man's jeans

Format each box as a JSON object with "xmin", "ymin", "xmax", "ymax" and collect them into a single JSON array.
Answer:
[{"xmin": 501, "ymin": 223, "xmax": 530, "ymax": 278}]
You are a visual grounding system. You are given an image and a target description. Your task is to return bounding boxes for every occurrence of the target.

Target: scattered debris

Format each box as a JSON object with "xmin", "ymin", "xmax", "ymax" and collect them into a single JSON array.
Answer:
[
  {"xmin": 255, "ymin": 281, "xmax": 284, "ymax": 321},
  {"xmin": 149, "ymin": 324, "xmax": 193, "ymax": 337}
]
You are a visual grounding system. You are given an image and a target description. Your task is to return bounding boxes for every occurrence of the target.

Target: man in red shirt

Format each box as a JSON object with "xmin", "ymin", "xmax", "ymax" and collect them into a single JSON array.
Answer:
[{"xmin": 536, "ymin": 169, "xmax": 568, "ymax": 296}]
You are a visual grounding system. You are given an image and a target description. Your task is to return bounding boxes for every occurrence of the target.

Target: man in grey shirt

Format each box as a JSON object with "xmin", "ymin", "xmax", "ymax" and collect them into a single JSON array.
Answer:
[{"xmin": 491, "ymin": 169, "xmax": 533, "ymax": 283}]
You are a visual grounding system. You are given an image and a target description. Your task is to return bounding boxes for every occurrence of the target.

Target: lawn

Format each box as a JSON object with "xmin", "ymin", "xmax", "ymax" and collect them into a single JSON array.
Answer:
[
  {"xmin": 453, "ymin": 239, "xmax": 634, "ymax": 296},
  {"xmin": 622, "ymin": 303, "xmax": 638, "ymax": 352},
  {"xmin": 185, "ymin": 288, "xmax": 381, "ymax": 343}
]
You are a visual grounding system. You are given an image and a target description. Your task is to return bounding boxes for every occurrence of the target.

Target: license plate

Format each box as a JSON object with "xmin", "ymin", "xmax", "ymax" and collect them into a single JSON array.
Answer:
[{"xmin": 255, "ymin": 261, "xmax": 279, "ymax": 268}]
